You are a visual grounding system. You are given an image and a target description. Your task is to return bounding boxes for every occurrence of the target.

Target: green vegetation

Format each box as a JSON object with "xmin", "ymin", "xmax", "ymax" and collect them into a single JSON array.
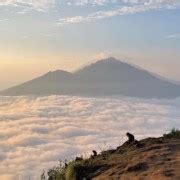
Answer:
[
  {"xmin": 45, "ymin": 159, "xmax": 88, "ymax": 180},
  {"xmin": 44, "ymin": 155, "xmax": 103, "ymax": 180},
  {"xmin": 65, "ymin": 160, "xmax": 86, "ymax": 180},
  {"xmin": 65, "ymin": 162, "xmax": 76, "ymax": 180},
  {"xmin": 47, "ymin": 165, "xmax": 65, "ymax": 180},
  {"xmin": 163, "ymin": 128, "xmax": 180, "ymax": 139}
]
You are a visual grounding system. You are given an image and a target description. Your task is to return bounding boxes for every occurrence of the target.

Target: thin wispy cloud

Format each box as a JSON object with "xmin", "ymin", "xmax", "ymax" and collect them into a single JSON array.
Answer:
[
  {"xmin": 0, "ymin": 0, "xmax": 56, "ymax": 12},
  {"xmin": 57, "ymin": 0, "xmax": 180, "ymax": 26},
  {"xmin": 20, "ymin": 35, "xmax": 30, "ymax": 39},
  {"xmin": 1, "ymin": 0, "xmax": 180, "ymax": 12},
  {"xmin": 0, "ymin": 0, "xmax": 106, "ymax": 13},
  {"xmin": 0, "ymin": 18, "xmax": 8, "ymax": 22},
  {"xmin": 166, "ymin": 33, "xmax": 180, "ymax": 39},
  {"xmin": 0, "ymin": 0, "xmax": 110, "ymax": 10}
]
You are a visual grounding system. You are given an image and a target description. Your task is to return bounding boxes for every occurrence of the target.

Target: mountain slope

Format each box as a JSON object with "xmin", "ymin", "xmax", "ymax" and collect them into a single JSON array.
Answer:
[
  {"xmin": 90, "ymin": 138, "xmax": 180, "ymax": 180},
  {"xmin": 1, "ymin": 57, "xmax": 180, "ymax": 98},
  {"xmin": 47, "ymin": 131, "xmax": 180, "ymax": 180}
]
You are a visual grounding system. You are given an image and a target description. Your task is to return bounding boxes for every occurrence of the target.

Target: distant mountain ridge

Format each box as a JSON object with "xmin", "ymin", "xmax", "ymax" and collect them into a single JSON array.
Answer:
[{"xmin": 1, "ymin": 57, "xmax": 180, "ymax": 98}]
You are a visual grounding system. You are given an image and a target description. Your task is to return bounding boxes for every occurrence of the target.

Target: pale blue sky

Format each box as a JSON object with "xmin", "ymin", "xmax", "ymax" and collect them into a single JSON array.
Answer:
[{"xmin": 0, "ymin": 0, "xmax": 180, "ymax": 90}]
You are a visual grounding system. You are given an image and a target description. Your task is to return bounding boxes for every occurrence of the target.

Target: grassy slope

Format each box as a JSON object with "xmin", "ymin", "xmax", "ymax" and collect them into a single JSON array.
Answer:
[
  {"xmin": 47, "ymin": 130, "xmax": 180, "ymax": 180},
  {"xmin": 90, "ymin": 138, "xmax": 180, "ymax": 180}
]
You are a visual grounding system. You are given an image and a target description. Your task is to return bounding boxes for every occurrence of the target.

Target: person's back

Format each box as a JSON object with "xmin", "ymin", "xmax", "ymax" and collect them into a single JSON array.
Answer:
[{"xmin": 126, "ymin": 132, "xmax": 135, "ymax": 143}]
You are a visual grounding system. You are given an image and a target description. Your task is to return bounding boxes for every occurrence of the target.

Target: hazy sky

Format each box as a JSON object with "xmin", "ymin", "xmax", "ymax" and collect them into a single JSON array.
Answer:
[{"xmin": 0, "ymin": 0, "xmax": 180, "ymax": 90}]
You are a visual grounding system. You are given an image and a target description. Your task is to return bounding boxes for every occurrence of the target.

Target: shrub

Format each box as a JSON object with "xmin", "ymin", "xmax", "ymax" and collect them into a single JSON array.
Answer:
[
  {"xmin": 47, "ymin": 165, "xmax": 66, "ymax": 180},
  {"xmin": 65, "ymin": 162, "xmax": 77, "ymax": 180},
  {"xmin": 163, "ymin": 128, "xmax": 180, "ymax": 139},
  {"xmin": 65, "ymin": 160, "xmax": 86, "ymax": 180},
  {"xmin": 46, "ymin": 158, "xmax": 86, "ymax": 180}
]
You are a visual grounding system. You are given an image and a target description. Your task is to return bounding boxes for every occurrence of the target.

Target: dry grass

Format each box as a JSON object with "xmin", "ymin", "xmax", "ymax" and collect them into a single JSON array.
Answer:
[{"xmin": 46, "ymin": 131, "xmax": 180, "ymax": 180}]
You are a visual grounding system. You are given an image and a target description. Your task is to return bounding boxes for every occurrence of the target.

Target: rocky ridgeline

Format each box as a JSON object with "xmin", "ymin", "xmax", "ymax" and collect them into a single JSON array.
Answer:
[{"xmin": 43, "ymin": 129, "xmax": 180, "ymax": 180}]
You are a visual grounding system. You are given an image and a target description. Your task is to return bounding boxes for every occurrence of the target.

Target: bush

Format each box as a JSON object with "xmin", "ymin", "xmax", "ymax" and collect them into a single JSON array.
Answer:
[
  {"xmin": 65, "ymin": 160, "xmax": 86, "ymax": 180},
  {"xmin": 46, "ymin": 159, "xmax": 86, "ymax": 180},
  {"xmin": 163, "ymin": 128, "xmax": 180, "ymax": 139},
  {"xmin": 65, "ymin": 162, "xmax": 77, "ymax": 180},
  {"xmin": 47, "ymin": 163, "xmax": 66, "ymax": 180}
]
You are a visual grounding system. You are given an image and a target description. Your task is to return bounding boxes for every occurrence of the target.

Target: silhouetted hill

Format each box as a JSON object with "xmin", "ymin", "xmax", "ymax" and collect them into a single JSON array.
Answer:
[{"xmin": 1, "ymin": 57, "xmax": 180, "ymax": 98}]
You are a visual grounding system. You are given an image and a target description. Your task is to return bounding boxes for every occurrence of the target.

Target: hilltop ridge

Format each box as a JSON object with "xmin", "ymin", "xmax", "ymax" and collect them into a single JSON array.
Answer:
[{"xmin": 46, "ymin": 130, "xmax": 180, "ymax": 180}]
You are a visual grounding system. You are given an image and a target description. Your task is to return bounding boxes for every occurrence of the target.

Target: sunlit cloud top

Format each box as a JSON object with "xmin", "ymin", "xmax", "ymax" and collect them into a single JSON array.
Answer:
[{"xmin": 0, "ymin": 95, "xmax": 180, "ymax": 179}]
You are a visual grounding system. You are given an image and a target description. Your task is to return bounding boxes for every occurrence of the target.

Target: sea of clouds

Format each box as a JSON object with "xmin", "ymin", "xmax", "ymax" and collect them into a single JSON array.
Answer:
[{"xmin": 0, "ymin": 95, "xmax": 180, "ymax": 180}]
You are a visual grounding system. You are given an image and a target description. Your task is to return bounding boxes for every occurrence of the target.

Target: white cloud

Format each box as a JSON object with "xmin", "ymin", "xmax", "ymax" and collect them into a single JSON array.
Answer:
[
  {"xmin": 57, "ymin": 0, "xmax": 180, "ymax": 26},
  {"xmin": 0, "ymin": 0, "xmax": 180, "ymax": 13},
  {"xmin": 166, "ymin": 33, "xmax": 180, "ymax": 39},
  {"xmin": 0, "ymin": 95, "xmax": 180, "ymax": 179},
  {"xmin": 0, "ymin": 18, "xmax": 8, "ymax": 22},
  {"xmin": 0, "ymin": 0, "xmax": 108, "ymax": 9},
  {"xmin": 0, "ymin": 0, "xmax": 56, "ymax": 12}
]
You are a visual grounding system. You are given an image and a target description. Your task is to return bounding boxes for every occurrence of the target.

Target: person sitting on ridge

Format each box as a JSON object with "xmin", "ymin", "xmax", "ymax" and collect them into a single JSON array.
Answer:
[
  {"xmin": 119, "ymin": 132, "xmax": 141, "ymax": 149},
  {"xmin": 126, "ymin": 132, "xmax": 135, "ymax": 144},
  {"xmin": 92, "ymin": 150, "xmax": 97, "ymax": 157}
]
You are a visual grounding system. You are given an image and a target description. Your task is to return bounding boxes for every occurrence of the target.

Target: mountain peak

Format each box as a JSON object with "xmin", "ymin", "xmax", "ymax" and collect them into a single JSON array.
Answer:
[
  {"xmin": 104, "ymin": 56, "xmax": 120, "ymax": 61},
  {"xmin": 93, "ymin": 57, "xmax": 123, "ymax": 65},
  {"xmin": 1, "ymin": 57, "xmax": 180, "ymax": 98},
  {"xmin": 100, "ymin": 56, "xmax": 119, "ymax": 62},
  {"xmin": 46, "ymin": 70, "xmax": 71, "ymax": 75},
  {"xmin": 74, "ymin": 57, "xmax": 132, "ymax": 76}
]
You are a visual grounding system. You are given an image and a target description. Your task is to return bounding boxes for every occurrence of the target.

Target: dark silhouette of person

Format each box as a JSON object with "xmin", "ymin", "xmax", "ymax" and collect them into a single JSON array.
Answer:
[
  {"xmin": 92, "ymin": 150, "xmax": 97, "ymax": 156},
  {"xmin": 91, "ymin": 150, "xmax": 98, "ymax": 159},
  {"xmin": 120, "ymin": 132, "xmax": 141, "ymax": 148},
  {"xmin": 75, "ymin": 157, "xmax": 83, "ymax": 161},
  {"xmin": 126, "ymin": 132, "xmax": 135, "ymax": 144}
]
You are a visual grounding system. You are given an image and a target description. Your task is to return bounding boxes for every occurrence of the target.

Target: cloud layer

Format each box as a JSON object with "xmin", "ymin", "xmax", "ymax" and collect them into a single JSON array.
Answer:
[
  {"xmin": 166, "ymin": 33, "xmax": 180, "ymax": 39},
  {"xmin": 0, "ymin": 0, "xmax": 54, "ymax": 11},
  {"xmin": 1, "ymin": 1, "xmax": 179, "ymax": 25},
  {"xmin": 57, "ymin": 0, "xmax": 180, "ymax": 26},
  {"xmin": 1, "ymin": 0, "xmax": 180, "ymax": 12},
  {"xmin": 0, "ymin": 95, "xmax": 180, "ymax": 179}
]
